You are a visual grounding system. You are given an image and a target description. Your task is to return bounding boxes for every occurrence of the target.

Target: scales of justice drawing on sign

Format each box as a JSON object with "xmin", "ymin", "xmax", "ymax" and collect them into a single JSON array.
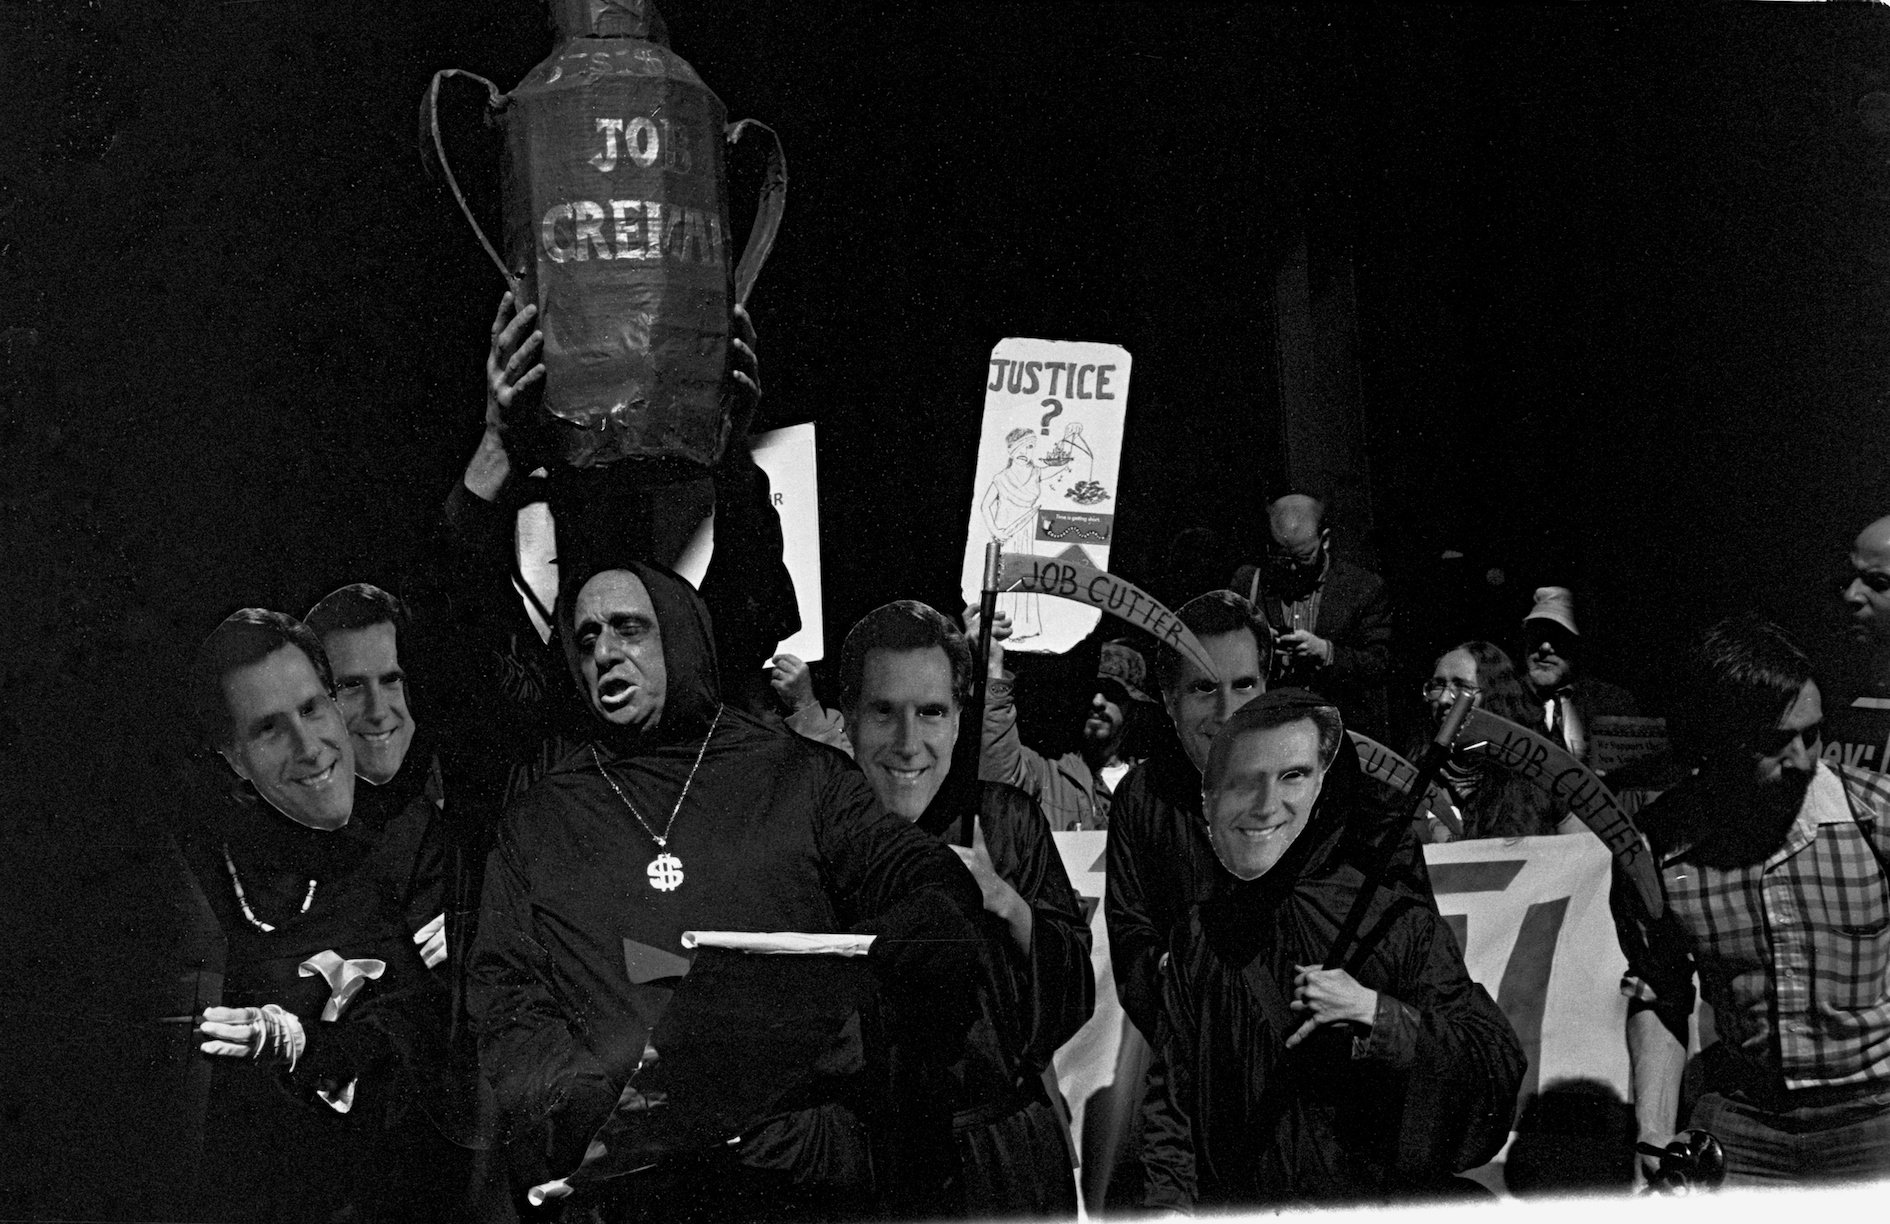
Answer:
[{"xmin": 960, "ymin": 338, "xmax": 1132, "ymax": 654}]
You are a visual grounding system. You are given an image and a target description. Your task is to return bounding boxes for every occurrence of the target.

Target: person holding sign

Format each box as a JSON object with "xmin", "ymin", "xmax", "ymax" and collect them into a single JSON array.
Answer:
[
  {"xmin": 1137, "ymin": 692, "xmax": 1523, "ymax": 1209},
  {"xmin": 964, "ymin": 607, "xmax": 1157, "ymax": 832},
  {"xmin": 1615, "ymin": 615, "xmax": 1890, "ymax": 1187},
  {"xmin": 835, "ymin": 601, "xmax": 1094, "ymax": 1217}
]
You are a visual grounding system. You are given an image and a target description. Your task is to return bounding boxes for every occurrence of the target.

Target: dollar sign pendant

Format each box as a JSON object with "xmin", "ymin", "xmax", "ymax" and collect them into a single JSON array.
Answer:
[{"xmin": 646, "ymin": 853, "xmax": 685, "ymax": 892}]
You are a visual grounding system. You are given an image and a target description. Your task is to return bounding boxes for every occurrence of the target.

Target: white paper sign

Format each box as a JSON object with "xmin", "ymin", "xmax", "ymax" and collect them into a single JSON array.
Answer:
[
  {"xmin": 960, "ymin": 338, "xmax": 1131, "ymax": 655},
  {"xmin": 517, "ymin": 425, "xmax": 824, "ymax": 660},
  {"xmin": 672, "ymin": 422, "xmax": 825, "ymax": 661}
]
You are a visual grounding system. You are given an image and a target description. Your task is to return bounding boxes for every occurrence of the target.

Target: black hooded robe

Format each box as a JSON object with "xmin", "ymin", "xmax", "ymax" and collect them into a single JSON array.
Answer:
[
  {"xmin": 468, "ymin": 559, "xmax": 984, "ymax": 1220},
  {"xmin": 182, "ymin": 744, "xmax": 466, "ymax": 1224},
  {"xmin": 914, "ymin": 766, "xmax": 1094, "ymax": 1218},
  {"xmin": 1137, "ymin": 697, "xmax": 1524, "ymax": 1210}
]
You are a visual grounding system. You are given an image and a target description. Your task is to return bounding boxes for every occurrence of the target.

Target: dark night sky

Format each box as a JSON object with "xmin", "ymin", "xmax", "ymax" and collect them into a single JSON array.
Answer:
[{"xmin": 4, "ymin": 2, "xmax": 1890, "ymax": 1217}]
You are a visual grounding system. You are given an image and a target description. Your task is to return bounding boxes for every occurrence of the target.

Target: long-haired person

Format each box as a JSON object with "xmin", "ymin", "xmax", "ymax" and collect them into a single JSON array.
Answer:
[{"xmin": 1417, "ymin": 641, "xmax": 1566, "ymax": 842}]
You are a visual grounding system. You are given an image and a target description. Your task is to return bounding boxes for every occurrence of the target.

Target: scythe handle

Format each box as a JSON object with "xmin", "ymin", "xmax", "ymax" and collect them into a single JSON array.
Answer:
[{"xmin": 1324, "ymin": 691, "xmax": 1476, "ymax": 971}]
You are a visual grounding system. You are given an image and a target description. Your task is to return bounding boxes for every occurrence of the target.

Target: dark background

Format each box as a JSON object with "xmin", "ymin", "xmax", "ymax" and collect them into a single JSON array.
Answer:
[{"xmin": 4, "ymin": 2, "xmax": 1889, "ymax": 1217}]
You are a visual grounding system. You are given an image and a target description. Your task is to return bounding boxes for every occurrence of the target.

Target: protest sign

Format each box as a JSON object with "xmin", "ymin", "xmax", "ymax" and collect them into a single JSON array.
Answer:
[
  {"xmin": 1347, "ymin": 731, "xmax": 1454, "ymax": 823},
  {"xmin": 1588, "ymin": 715, "xmax": 1669, "ymax": 775},
  {"xmin": 1827, "ymin": 694, "xmax": 1890, "ymax": 776},
  {"xmin": 995, "ymin": 551, "xmax": 1215, "ymax": 680},
  {"xmin": 1455, "ymin": 707, "xmax": 1663, "ymax": 918},
  {"xmin": 511, "ymin": 425, "xmax": 823, "ymax": 659},
  {"xmin": 671, "ymin": 423, "xmax": 825, "ymax": 660},
  {"xmin": 961, "ymin": 338, "xmax": 1131, "ymax": 655}
]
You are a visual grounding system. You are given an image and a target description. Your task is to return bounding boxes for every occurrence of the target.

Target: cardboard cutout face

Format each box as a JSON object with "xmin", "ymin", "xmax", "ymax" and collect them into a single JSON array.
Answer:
[
  {"xmin": 220, "ymin": 644, "xmax": 356, "ymax": 831},
  {"xmin": 1162, "ymin": 629, "xmax": 1266, "ymax": 773},
  {"xmin": 1204, "ymin": 719, "xmax": 1326, "ymax": 881},
  {"xmin": 846, "ymin": 645, "xmax": 960, "ymax": 822},
  {"xmin": 324, "ymin": 621, "xmax": 414, "ymax": 785}
]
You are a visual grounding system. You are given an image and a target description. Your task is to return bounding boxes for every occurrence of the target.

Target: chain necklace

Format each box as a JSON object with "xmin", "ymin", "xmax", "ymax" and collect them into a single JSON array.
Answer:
[
  {"xmin": 590, "ymin": 707, "xmax": 722, "ymax": 893},
  {"xmin": 222, "ymin": 844, "xmax": 316, "ymax": 933}
]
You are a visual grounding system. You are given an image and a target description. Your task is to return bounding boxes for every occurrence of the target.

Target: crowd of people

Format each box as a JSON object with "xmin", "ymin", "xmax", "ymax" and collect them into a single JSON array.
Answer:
[{"xmin": 173, "ymin": 291, "xmax": 1890, "ymax": 1222}]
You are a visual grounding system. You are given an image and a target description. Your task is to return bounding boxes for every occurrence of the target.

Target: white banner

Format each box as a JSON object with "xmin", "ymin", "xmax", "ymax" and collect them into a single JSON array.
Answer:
[
  {"xmin": 961, "ymin": 338, "xmax": 1131, "ymax": 655},
  {"xmin": 1049, "ymin": 830, "xmax": 1632, "ymax": 1204}
]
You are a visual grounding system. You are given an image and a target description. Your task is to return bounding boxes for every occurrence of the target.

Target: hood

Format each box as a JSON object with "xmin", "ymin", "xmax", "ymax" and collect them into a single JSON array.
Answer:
[{"xmin": 556, "ymin": 549, "xmax": 721, "ymax": 753}]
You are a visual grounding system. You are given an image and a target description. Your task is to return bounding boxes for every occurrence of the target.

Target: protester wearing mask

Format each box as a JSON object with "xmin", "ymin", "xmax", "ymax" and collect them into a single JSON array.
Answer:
[
  {"xmin": 1137, "ymin": 692, "xmax": 1523, "ymax": 1209},
  {"xmin": 835, "ymin": 601, "xmax": 1094, "ymax": 1217},
  {"xmin": 305, "ymin": 584, "xmax": 447, "ymax": 969},
  {"xmin": 1231, "ymin": 493, "xmax": 1393, "ymax": 738},
  {"xmin": 183, "ymin": 610, "xmax": 466, "ymax": 1224}
]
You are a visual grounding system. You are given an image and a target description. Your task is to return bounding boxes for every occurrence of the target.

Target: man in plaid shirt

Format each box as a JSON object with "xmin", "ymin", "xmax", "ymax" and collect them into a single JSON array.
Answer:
[{"xmin": 1615, "ymin": 615, "xmax": 1890, "ymax": 1186}]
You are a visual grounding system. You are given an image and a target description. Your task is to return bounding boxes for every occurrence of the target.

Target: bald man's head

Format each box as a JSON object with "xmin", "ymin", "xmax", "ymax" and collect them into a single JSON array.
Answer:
[
  {"xmin": 1845, "ymin": 515, "xmax": 1890, "ymax": 645},
  {"xmin": 1266, "ymin": 494, "xmax": 1330, "ymax": 594},
  {"xmin": 1268, "ymin": 494, "xmax": 1326, "ymax": 546}
]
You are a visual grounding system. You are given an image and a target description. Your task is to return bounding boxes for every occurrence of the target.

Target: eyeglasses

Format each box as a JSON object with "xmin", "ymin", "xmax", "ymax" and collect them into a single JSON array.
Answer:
[{"xmin": 1421, "ymin": 678, "xmax": 1481, "ymax": 700}]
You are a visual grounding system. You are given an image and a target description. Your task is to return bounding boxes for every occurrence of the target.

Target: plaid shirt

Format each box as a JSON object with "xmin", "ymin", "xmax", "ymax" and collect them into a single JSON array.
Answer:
[{"xmin": 1623, "ymin": 762, "xmax": 1890, "ymax": 1091}]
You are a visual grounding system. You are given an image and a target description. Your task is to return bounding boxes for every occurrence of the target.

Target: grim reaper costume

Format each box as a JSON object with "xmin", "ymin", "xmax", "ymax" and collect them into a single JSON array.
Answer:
[
  {"xmin": 182, "ymin": 727, "xmax": 467, "ymax": 1224},
  {"xmin": 910, "ymin": 760, "xmax": 1094, "ymax": 1216},
  {"xmin": 467, "ymin": 557, "xmax": 984, "ymax": 1221},
  {"xmin": 1139, "ymin": 690, "xmax": 1524, "ymax": 1209}
]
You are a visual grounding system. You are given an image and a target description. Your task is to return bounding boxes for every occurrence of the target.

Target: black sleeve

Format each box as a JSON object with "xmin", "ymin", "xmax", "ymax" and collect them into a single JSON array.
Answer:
[
  {"xmin": 1325, "ymin": 573, "xmax": 1393, "ymax": 686},
  {"xmin": 1608, "ymin": 858, "xmax": 1696, "ymax": 1047},
  {"xmin": 466, "ymin": 813, "xmax": 620, "ymax": 1181},
  {"xmin": 700, "ymin": 451, "xmax": 800, "ymax": 688},
  {"xmin": 1104, "ymin": 769, "xmax": 1166, "ymax": 1042},
  {"xmin": 983, "ymin": 784, "xmax": 1094, "ymax": 1070},
  {"xmin": 813, "ymin": 765, "xmax": 984, "ymax": 1023},
  {"xmin": 1361, "ymin": 907, "xmax": 1527, "ymax": 1179},
  {"xmin": 286, "ymin": 961, "xmax": 455, "ymax": 1115},
  {"xmin": 1138, "ymin": 944, "xmax": 1198, "ymax": 1212}
]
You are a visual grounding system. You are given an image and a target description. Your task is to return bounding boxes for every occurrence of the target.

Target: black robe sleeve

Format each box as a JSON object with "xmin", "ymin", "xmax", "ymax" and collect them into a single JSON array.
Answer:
[
  {"xmin": 1104, "ymin": 766, "xmax": 1167, "ymax": 1041},
  {"xmin": 1359, "ymin": 906, "xmax": 1525, "ymax": 1181},
  {"xmin": 467, "ymin": 817, "xmax": 621, "ymax": 1182},
  {"xmin": 810, "ymin": 763, "xmax": 984, "ymax": 1025},
  {"xmin": 1138, "ymin": 956, "xmax": 1198, "ymax": 1212},
  {"xmin": 980, "ymin": 783, "xmax": 1094, "ymax": 1071}
]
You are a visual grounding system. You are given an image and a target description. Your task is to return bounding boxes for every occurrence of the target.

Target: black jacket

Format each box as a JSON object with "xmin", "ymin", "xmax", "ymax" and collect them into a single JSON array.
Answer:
[
  {"xmin": 1232, "ymin": 557, "xmax": 1394, "ymax": 735},
  {"xmin": 1138, "ymin": 727, "xmax": 1522, "ymax": 1210}
]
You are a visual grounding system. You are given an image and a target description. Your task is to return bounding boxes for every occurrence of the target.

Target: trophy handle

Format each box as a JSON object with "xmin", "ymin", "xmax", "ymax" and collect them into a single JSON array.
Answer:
[
  {"xmin": 421, "ymin": 69, "xmax": 521, "ymax": 298},
  {"xmin": 726, "ymin": 118, "xmax": 788, "ymax": 308}
]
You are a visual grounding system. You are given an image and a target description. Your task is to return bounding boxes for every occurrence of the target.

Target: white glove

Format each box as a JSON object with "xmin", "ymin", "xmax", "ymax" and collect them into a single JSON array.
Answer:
[
  {"xmin": 414, "ymin": 912, "xmax": 447, "ymax": 969},
  {"xmin": 198, "ymin": 1004, "xmax": 305, "ymax": 1069}
]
